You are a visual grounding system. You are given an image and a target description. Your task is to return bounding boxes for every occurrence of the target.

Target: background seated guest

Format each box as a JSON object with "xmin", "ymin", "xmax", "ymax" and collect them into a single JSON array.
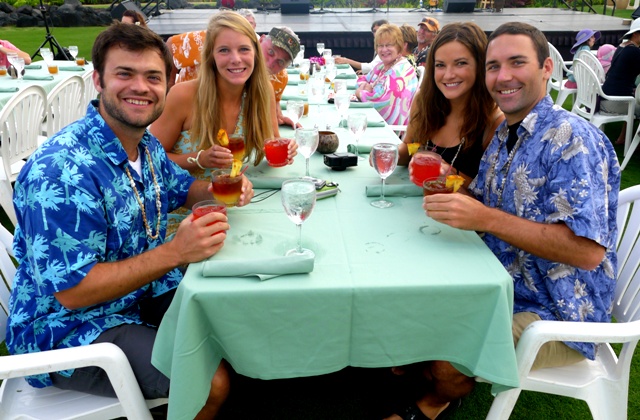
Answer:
[
  {"xmin": 166, "ymin": 30, "xmax": 206, "ymax": 87},
  {"xmin": 597, "ymin": 43, "xmax": 616, "ymax": 74},
  {"xmin": 121, "ymin": 9, "xmax": 147, "ymax": 27},
  {"xmin": 6, "ymin": 22, "xmax": 254, "ymax": 419},
  {"xmin": 399, "ymin": 24, "xmax": 418, "ymax": 69},
  {"xmin": 150, "ymin": 12, "xmax": 296, "ymax": 236},
  {"xmin": 565, "ymin": 28, "xmax": 599, "ymax": 89},
  {"xmin": 335, "ymin": 19, "xmax": 388, "ymax": 74},
  {"xmin": 398, "ymin": 22, "xmax": 503, "ymax": 185},
  {"xmin": 237, "ymin": 8, "xmax": 257, "ymax": 30},
  {"xmin": 355, "ymin": 23, "xmax": 418, "ymax": 126},
  {"xmin": 0, "ymin": 37, "xmax": 31, "ymax": 66},
  {"xmin": 414, "ymin": 17, "xmax": 440, "ymax": 67}
]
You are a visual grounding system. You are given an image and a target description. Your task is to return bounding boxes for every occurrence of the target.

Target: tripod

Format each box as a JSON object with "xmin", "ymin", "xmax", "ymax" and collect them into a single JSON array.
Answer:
[
  {"xmin": 409, "ymin": 0, "xmax": 429, "ymax": 11},
  {"xmin": 31, "ymin": 0, "xmax": 70, "ymax": 60}
]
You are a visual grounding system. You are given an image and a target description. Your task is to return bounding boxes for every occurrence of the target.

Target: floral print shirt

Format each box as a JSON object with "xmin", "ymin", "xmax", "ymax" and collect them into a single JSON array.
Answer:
[
  {"xmin": 270, "ymin": 68, "xmax": 288, "ymax": 103},
  {"xmin": 357, "ymin": 58, "xmax": 418, "ymax": 126},
  {"xmin": 6, "ymin": 101, "xmax": 195, "ymax": 387},
  {"xmin": 469, "ymin": 96, "xmax": 620, "ymax": 360},
  {"xmin": 168, "ymin": 30, "xmax": 206, "ymax": 83}
]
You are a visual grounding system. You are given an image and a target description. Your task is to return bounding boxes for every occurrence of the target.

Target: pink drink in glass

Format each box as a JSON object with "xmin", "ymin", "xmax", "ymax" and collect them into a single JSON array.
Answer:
[
  {"xmin": 192, "ymin": 200, "xmax": 227, "ymax": 235},
  {"xmin": 410, "ymin": 151, "xmax": 442, "ymax": 187},
  {"xmin": 264, "ymin": 138, "xmax": 290, "ymax": 167}
]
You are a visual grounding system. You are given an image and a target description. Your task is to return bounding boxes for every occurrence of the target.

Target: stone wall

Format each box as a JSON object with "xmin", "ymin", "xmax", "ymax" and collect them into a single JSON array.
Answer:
[{"xmin": 0, "ymin": 0, "xmax": 115, "ymax": 27}]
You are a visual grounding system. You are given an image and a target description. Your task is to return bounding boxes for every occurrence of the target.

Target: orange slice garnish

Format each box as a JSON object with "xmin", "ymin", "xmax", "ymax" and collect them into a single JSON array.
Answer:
[
  {"xmin": 446, "ymin": 175, "xmax": 464, "ymax": 193},
  {"xmin": 217, "ymin": 129, "xmax": 229, "ymax": 147},
  {"xmin": 407, "ymin": 143, "xmax": 420, "ymax": 156},
  {"xmin": 230, "ymin": 159, "xmax": 242, "ymax": 178}
]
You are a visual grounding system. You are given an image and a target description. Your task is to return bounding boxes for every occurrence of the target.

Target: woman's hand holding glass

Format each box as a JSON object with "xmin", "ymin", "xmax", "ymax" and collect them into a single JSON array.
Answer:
[{"xmin": 191, "ymin": 145, "xmax": 234, "ymax": 169}]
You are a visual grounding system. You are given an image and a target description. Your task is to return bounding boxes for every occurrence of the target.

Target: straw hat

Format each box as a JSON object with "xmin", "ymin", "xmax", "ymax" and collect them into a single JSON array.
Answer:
[{"xmin": 570, "ymin": 29, "xmax": 601, "ymax": 54}]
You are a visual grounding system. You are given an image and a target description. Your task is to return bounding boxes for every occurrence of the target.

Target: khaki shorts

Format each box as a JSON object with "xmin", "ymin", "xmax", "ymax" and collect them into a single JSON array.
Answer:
[{"xmin": 512, "ymin": 312, "xmax": 585, "ymax": 371}]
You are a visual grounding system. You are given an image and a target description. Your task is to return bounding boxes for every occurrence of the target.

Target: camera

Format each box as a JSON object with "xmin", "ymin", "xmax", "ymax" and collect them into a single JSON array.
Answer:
[{"xmin": 323, "ymin": 153, "xmax": 358, "ymax": 171}]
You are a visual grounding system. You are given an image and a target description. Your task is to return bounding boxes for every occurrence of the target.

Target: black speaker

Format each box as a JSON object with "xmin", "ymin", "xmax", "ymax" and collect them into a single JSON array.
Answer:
[
  {"xmin": 632, "ymin": 6, "xmax": 640, "ymax": 19},
  {"xmin": 111, "ymin": 1, "xmax": 147, "ymax": 21},
  {"xmin": 280, "ymin": 0, "xmax": 310, "ymax": 14},
  {"xmin": 442, "ymin": 0, "xmax": 475, "ymax": 12}
]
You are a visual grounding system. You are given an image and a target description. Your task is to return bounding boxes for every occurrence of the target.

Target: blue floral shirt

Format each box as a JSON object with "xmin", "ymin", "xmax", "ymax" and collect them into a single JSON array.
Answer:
[
  {"xmin": 6, "ymin": 101, "xmax": 195, "ymax": 387},
  {"xmin": 470, "ymin": 96, "xmax": 620, "ymax": 360}
]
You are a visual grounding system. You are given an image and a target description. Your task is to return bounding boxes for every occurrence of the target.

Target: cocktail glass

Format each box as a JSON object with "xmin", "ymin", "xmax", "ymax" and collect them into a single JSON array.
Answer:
[
  {"xmin": 281, "ymin": 179, "xmax": 317, "ymax": 257},
  {"xmin": 192, "ymin": 199, "xmax": 227, "ymax": 236},
  {"xmin": 409, "ymin": 151, "xmax": 442, "ymax": 187},
  {"xmin": 211, "ymin": 168, "xmax": 243, "ymax": 207},
  {"xmin": 264, "ymin": 138, "xmax": 291, "ymax": 167},
  {"xmin": 423, "ymin": 176, "xmax": 454, "ymax": 196},
  {"xmin": 371, "ymin": 143, "xmax": 399, "ymax": 208},
  {"xmin": 347, "ymin": 113, "xmax": 367, "ymax": 161},
  {"xmin": 299, "ymin": 59, "xmax": 310, "ymax": 81},
  {"xmin": 227, "ymin": 136, "xmax": 245, "ymax": 161},
  {"xmin": 295, "ymin": 127, "xmax": 319, "ymax": 178}
]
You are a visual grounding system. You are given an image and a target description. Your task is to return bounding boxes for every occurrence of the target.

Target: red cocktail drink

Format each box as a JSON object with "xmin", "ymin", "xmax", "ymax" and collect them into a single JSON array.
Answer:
[
  {"xmin": 211, "ymin": 170, "xmax": 243, "ymax": 206},
  {"xmin": 423, "ymin": 177, "xmax": 454, "ymax": 196},
  {"xmin": 192, "ymin": 200, "xmax": 227, "ymax": 235},
  {"xmin": 264, "ymin": 138, "xmax": 290, "ymax": 167},
  {"xmin": 410, "ymin": 151, "xmax": 442, "ymax": 187},
  {"xmin": 228, "ymin": 136, "xmax": 245, "ymax": 161}
]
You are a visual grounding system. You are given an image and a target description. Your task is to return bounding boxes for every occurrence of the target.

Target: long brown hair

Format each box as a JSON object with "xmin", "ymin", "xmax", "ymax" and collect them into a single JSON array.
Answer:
[
  {"xmin": 410, "ymin": 22, "xmax": 495, "ymax": 150},
  {"xmin": 190, "ymin": 11, "xmax": 274, "ymax": 165}
]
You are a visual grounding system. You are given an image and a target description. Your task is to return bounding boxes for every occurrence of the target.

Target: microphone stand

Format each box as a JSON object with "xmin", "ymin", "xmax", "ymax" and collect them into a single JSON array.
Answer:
[{"xmin": 31, "ymin": 0, "xmax": 71, "ymax": 60}]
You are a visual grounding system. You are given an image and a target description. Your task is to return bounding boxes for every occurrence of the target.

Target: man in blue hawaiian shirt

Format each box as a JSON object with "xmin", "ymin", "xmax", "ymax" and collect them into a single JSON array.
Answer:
[
  {"xmin": 386, "ymin": 22, "xmax": 620, "ymax": 420},
  {"xmin": 6, "ymin": 23, "xmax": 253, "ymax": 418}
]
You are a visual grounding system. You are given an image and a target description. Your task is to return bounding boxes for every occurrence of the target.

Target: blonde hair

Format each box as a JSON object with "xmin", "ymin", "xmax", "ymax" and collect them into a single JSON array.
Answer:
[
  {"xmin": 191, "ymin": 11, "xmax": 274, "ymax": 164},
  {"xmin": 374, "ymin": 23, "xmax": 404, "ymax": 53}
]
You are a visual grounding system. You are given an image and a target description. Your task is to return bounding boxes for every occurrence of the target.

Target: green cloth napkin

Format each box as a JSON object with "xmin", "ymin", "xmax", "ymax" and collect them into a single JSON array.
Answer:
[
  {"xmin": 349, "ymin": 102, "xmax": 375, "ymax": 108},
  {"xmin": 367, "ymin": 120, "xmax": 386, "ymax": 127},
  {"xmin": 336, "ymin": 64, "xmax": 351, "ymax": 69},
  {"xmin": 247, "ymin": 176, "xmax": 288, "ymax": 189},
  {"xmin": 202, "ymin": 253, "xmax": 314, "ymax": 281},
  {"xmin": 365, "ymin": 183, "xmax": 423, "ymax": 197},
  {"xmin": 347, "ymin": 144, "xmax": 372, "ymax": 154},
  {"xmin": 24, "ymin": 64, "xmax": 42, "ymax": 69},
  {"xmin": 59, "ymin": 66, "xmax": 85, "ymax": 71},
  {"xmin": 335, "ymin": 73, "xmax": 357, "ymax": 79},
  {"xmin": 287, "ymin": 69, "xmax": 300, "ymax": 74},
  {"xmin": 23, "ymin": 74, "xmax": 54, "ymax": 81},
  {"xmin": 287, "ymin": 79, "xmax": 300, "ymax": 86},
  {"xmin": 280, "ymin": 94, "xmax": 307, "ymax": 102},
  {"xmin": 0, "ymin": 87, "xmax": 19, "ymax": 93}
]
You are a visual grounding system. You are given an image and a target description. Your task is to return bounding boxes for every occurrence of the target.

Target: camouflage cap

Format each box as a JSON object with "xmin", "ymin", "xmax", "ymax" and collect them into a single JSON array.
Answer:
[{"xmin": 268, "ymin": 27, "xmax": 300, "ymax": 61}]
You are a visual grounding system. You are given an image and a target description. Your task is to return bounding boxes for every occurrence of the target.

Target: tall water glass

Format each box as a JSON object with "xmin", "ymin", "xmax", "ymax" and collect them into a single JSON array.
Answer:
[
  {"xmin": 295, "ymin": 127, "xmax": 319, "ymax": 178},
  {"xmin": 348, "ymin": 113, "xmax": 367, "ymax": 161},
  {"xmin": 68, "ymin": 46, "xmax": 78, "ymax": 60},
  {"xmin": 281, "ymin": 179, "xmax": 317, "ymax": 257},
  {"xmin": 286, "ymin": 100, "xmax": 304, "ymax": 130},
  {"xmin": 6, "ymin": 52, "xmax": 17, "ymax": 73},
  {"xmin": 370, "ymin": 143, "xmax": 399, "ymax": 208},
  {"xmin": 322, "ymin": 49, "xmax": 332, "ymax": 62},
  {"xmin": 334, "ymin": 93, "xmax": 351, "ymax": 127},
  {"xmin": 310, "ymin": 76, "xmax": 325, "ymax": 107},
  {"xmin": 12, "ymin": 57, "xmax": 24, "ymax": 82},
  {"xmin": 316, "ymin": 43, "xmax": 325, "ymax": 56}
]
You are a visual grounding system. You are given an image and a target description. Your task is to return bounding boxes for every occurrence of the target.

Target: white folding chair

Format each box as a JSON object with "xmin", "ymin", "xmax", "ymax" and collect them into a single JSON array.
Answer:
[
  {"xmin": 486, "ymin": 184, "xmax": 640, "ymax": 420},
  {"xmin": 0, "ymin": 85, "xmax": 47, "ymax": 184},
  {"xmin": 43, "ymin": 75, "xmax": 85, "ymax": 141},
  {"xmin": 547, "ymin": 42, "xmax": 577, "ymax": 108},
  {"xmin": 0, "ymin": 223, "xmax": 168, "ymax": 419},
  {"xmin": 571, "ymin": 59, "xmax": 635, "ymax": 156},
  {"xmin": 82, "ymin": 70, "xmax": 99, "ymax": 112},
  {"xmin": 575, "ymin": 49, "xmax": 606, "ymax": 85}
]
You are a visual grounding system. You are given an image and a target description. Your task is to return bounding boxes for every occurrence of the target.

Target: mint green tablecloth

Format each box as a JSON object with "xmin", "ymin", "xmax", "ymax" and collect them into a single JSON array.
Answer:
[{"xmin": 152, "ymin": 153, "xmax": 518, "ymax": 420}]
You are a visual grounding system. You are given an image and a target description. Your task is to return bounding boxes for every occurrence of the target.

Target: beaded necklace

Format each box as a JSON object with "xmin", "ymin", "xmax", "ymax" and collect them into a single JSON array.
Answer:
[
  {"xmin": 484, "ymin": 133, "xmax": 525, "ymax": 208},
  {"xmin": 124, "ymin": 147, "xmax": 162, "ymax": 240}
]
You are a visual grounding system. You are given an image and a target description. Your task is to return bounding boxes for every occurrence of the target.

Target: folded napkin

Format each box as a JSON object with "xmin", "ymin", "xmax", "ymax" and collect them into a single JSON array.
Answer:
[
  {"xmin": 347, "ymin": 144, "xmax": 372, "ymax": 154},
  {"xmin": 202, "ymin": 253, "xmax": 314, "ymax": 281},
  {"xmin": 0, "ymin": 87, "xmax": 19, "ymax": 93},
  {"xmin": 280, "ymin": 94, "xmax": 307, "ymax": 102},
  {"xmin": 24, "ymin": 64, "xmax": 42, "ymax": 69},
  {"xmin": 248, "ymin": 176, "xmax": 288, "ymax": 189},
  {"xmin": 287, "ymin": 79, "xmax": 300, "ymax": 85},
  {"xmin": 23, "ymin": 75, "xmax": 54, "ymax": 81},
  {"xmin": 335, "ymin": 73, "xmax": 357, "ymax": 79},
  {"xmin": 287, "ymin": 69, "xmax": 300, "ymax": 74},
  {"xmin": 349, "ymin": 102, "xmax": 374, "ymax": 108},
  {"xmin": 367, "ymin": 120, "xmax": 386, "ymax": 127},
  {"xmin": 365, "ymin": 183, "xmax": 423, "ymax": 197},
  {"xmin": 336, "ymin": 64, "xmax": 351, "ymax": 69},
  {"xmin": 59, "ymin": 66, "xmax": 85, "ymax": 71}
]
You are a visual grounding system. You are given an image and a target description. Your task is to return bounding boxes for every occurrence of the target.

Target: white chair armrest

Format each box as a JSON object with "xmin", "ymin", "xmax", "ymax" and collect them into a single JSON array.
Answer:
[{"xmin": 0, "ymin": 343, "xmax": 153, "ymax": 420}]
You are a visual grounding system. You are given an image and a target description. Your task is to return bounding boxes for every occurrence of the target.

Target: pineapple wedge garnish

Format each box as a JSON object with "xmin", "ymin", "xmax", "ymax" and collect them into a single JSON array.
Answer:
[
  {"xmin": 230, "ymin": 159, "xmax": 243, "ymax": 178},
  {"xmin": 217, "ymin": 129, "xmax": 229, "ymax": 147},
  {"xmin": 407, "ymin": 143, "xmax": 420, "ymax": 156},
  {"xmin": 445, "ymin": 175, "xmax": 464, "ymax": 193}
]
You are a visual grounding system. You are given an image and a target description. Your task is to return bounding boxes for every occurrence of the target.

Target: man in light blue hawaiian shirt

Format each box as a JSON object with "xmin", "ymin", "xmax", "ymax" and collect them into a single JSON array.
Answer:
[
  {"xmin": 393, "ymin": 22, "xmax": 620, "ymax": 420},
  {"xmin": 6, "ymin": 23, "xmax": 253, "ymax": 418}
]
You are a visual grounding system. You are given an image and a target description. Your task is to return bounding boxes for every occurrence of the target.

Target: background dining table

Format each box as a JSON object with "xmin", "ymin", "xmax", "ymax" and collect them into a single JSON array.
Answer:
[{"xmin": 151, "ymin": 98, "xmax": 519, "ymax": 420}]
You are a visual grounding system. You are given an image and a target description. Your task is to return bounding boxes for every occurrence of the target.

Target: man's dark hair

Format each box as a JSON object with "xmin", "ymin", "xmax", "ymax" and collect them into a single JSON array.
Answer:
[
  {"xmin": 488, "ymin": 22, "xmax": 549, "ymax": 68},
  {"xmin": 92, "ymin": 22, "xmax": 172, "ymax": 85},
  {"xmin": 371, "ymin": 19, "xmax": 389, "ymax": 31}
]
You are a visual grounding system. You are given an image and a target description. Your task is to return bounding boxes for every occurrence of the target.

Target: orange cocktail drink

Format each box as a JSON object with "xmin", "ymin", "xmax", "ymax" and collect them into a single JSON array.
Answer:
[
  {"xmin": 211, "ymin": 169, "xmax": 243, "ymax": 206},
  {"xmin": 192, "ymin": 200, "xmax": 227, "ymax": 235},
  {"xmin": 423, "ymin": 177, "xmax": 453, "ymax": 196},
  {"xmin": 410, "ymin": 151, "xmax": 442, "ymax": 187},
  {"xmin": 228, "ymin": 136, "xmax": 245, "ymax": 161}
]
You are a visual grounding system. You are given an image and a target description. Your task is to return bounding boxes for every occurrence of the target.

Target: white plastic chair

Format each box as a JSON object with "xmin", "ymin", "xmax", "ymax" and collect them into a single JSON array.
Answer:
[
  {"xmin": 43, "ymin": 75, "xmax": 85, "ymax": 141},
  {"xmin": 547, "ymin": 42, "xmax": 577, "ymax": 108},
  {"xmin": 416, "ymin": 66, "xmax": 425, "ymax": 87},
  {"xmin": 82, "ymin": 70, "xmax": 99, "ymax": 113},
  {"xmin": 571, "ymin": 59, "xmax": 635, "ymax": 156},
  {"xmin": 575, "ymin": 49, "xmax": 606, "ymax": 85},
  {"xmin": 0, "ymin": 85, "xmax": 47, "ymax": 184},
  {"xmin": 486, "ymin": 184, "xmax": 640, "ymax": 420},
  {"xmin": 0, "ymin": 223, "xmax": 168, "ymax": 419},
  {"xmin": 620, "ymin": 90, "xmax": 640, "ymax": 171}
]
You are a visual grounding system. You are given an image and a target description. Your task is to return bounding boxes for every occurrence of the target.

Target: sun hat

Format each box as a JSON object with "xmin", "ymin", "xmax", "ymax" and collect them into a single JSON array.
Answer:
[
  {"xmin": 622, "ymin": 18, "xmax": 640, "ymax": 41},
  {"xmin": 268, "ymin": 27, "xmax": 300, "ymax": 61},
  {"xmin": 417, "ymin": 17, "xmax": 440, "ymax": 33},
  {"xmin": 596, "ymin": 44, "xmax": 616, "ymax": 73},
  {"xmin": 570, "ymin": 29, "xmax": 601, "ymax": 54}
]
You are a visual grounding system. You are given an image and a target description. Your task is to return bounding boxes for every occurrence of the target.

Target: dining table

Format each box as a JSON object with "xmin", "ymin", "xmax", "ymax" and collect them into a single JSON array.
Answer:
[
  {"xmin": 0, "ymin": 60, "xmax": 93, "ymax": 110},
  {"xmin": 151, "ymin": 91, "xmax": 519, "ymax": 419}
]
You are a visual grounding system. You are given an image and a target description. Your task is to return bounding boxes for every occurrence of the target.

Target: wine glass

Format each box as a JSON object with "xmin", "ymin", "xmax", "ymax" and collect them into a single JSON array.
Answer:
[
  {"xmin": 286, "ymin": 100, "xmax": 304, "ymax": 131},
  {"xmin": 68, "ymin": 46, "xmax": 78, "ymax": 60},
  {"xmin": 310, "ymin": 75, "xmax": 325, "ymax": 108},
  {"xmin": 334, "ymin": 93, "xmax": 351, "ymax": 128},
  {"xmin": 316, "ymin": 42, "xmax": 325, "ymax": 56},
  {"xmin": 326, "ymin": 67, "xmax": 337, "ymax": 91},
  {"xmin": 6, "ymin": 52, "xmax": 17, "ymax": 70},
  {"xmin": 295, "ymin": 127, "xmax": 319, "ymax": 178},
  {"xmin": 281, "ymin": 179, "xmax": 317, "ymax": 257},
  {"xmin": 12, "ymin": 57, "xmax": 25, "ymax": 82},
  {"xmin": 322, "ymin": 49, "xmax": 332, "ymax": 62},
  {"xmin": 348, "ymin": 113, "xmax": 367, "ymax": 161},
  {"xmin": 370, "ymin": 143, "xmax": 399, "ymax": 209}
]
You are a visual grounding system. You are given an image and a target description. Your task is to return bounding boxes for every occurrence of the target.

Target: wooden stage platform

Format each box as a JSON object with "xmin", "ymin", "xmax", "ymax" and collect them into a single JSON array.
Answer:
[{"xmin": 147, "ymin": 7, "xmax": 632, "ymax": 61}]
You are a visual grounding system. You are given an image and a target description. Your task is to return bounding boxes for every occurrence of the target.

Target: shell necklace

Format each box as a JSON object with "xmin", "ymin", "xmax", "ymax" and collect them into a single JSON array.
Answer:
[
  {"xmin": 124, "ymin": 147, "xmax": 162, "ymax": 240},
  {"xmin": 484, "ymin": 133, "xmax": 525, "ymax": 208}
]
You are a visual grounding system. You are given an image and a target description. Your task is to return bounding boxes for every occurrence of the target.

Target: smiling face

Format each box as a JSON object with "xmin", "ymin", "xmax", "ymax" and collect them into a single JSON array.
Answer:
[
  {"xmin": 417, "ymin": 25, "xmax": 437, "ymax": 47},
  {"xmin": 260, "ymin": 36, "xmax": 290, "ymax": 75},
  {"xmin": 485, "ymin": 34, "xmax": 552, "ymax": 125},
  {"xmin": 94, "ymin": 46, "xmax": 166, "ymax": 136},
  {"xmin": 213, "ymin": 27, "xmax": 255, "ymax": 87},
  {"xmin": 377, "ymin": 35, "xmax": 401, "ymax": 67},
  {"xmin": 434, "ymin": 40, "xmax": 477, "ymax": 105}
]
